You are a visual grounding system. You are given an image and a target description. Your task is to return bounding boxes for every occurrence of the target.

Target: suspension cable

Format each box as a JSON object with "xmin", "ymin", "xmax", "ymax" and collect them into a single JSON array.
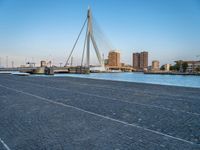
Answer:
[
  {"xmin": 81, "ymin": 27, "xmax": 88, "ymax": 68},
  {"xmin": 65, "ymin": 17, "xmax": 88, "ymax": 67}
]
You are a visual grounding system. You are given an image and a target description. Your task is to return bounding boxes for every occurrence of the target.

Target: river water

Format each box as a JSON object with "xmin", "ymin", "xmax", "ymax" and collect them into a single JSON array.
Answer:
[{"xmin": 52, "ymin": 72, "xmax": 200, "ymax": 88}]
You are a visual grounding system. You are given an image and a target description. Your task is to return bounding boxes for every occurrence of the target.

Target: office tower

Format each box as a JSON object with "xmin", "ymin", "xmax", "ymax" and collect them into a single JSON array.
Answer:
[
  {"xmin": 108, "ymin": 50, "xmax": 120, "ymax": 67},
  {"xmin": 132, "ymin": 53, "xmax": 140, "ymax": 69},
  {"xmin": 140, "ymin": 51, "xmax": 148, "ymax": 69},
  {"xmin": 132, "ymin": 51, "xmax": 148, "ymax": 70}
]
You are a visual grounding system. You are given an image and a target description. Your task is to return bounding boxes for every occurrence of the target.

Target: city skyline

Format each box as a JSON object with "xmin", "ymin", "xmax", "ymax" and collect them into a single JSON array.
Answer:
[{"xmin": 0, "ymin": 0, "xmax": 200, "ymax": 67}]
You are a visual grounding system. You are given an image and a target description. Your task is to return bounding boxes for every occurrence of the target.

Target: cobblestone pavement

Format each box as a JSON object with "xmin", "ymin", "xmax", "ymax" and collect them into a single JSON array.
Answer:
[{"xmin": 0, "ymin": 74, "xmax": 200, "ymax": 150}]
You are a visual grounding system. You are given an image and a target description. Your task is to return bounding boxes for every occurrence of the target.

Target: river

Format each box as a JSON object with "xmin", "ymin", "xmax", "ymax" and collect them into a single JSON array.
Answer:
[{"xmin": 51, "ymin": 72, "xmax": 200, "ymax": 88}]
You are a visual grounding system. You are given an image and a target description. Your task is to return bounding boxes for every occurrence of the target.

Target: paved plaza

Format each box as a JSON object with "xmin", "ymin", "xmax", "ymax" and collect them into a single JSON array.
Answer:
[{"xmin": 0, "ymin": 74, "xmax": 200, "ymax": 150}]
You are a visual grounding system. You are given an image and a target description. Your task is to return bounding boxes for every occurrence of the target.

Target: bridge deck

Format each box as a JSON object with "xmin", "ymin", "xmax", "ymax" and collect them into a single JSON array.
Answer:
[{"xmin": 0, "ymin": 74, "xmax": 200, "ymax": 150}]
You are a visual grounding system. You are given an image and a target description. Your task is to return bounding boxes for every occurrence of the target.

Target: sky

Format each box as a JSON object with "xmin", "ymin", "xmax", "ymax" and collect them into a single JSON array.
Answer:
[{"xmin": 0, "ymin": 0, "xmax": 200, "ymax": 67}]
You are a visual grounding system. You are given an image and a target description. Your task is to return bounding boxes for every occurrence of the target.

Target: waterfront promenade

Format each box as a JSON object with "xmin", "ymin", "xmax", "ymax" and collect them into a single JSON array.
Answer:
[{"xmin": 0, "ymin": 74, "xmax": 200, "ymax": 150}]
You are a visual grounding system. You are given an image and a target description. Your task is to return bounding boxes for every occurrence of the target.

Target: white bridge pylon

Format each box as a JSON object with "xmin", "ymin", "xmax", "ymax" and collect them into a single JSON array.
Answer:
[
  {"xmin": 65, "ymin": 8, "xmax": 105, "ymax": 70},
  {"xmin": 86, "ymin": 8, "xmax": 104, "ymax": 68}
]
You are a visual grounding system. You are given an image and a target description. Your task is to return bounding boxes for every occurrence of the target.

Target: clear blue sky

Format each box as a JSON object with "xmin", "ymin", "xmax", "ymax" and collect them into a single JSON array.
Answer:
[{"xmin": 0, "ymin": 0, "xmax": 200, "ymax": 67}]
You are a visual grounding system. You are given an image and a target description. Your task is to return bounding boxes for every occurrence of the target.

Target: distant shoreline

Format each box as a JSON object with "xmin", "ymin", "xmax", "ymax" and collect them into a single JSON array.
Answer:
[{"xmin": 144, "ymin": 71, "xmax": 200, "ymax": 76}]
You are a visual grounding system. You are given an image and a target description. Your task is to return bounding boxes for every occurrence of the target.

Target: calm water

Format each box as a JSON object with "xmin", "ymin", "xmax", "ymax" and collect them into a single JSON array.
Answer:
[{"xmin": 53, "ymin": 72, "xmax": 200, "ymax": 88}]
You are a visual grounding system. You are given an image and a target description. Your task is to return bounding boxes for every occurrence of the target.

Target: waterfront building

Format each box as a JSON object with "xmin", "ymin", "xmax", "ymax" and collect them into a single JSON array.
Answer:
[
  {"xmin": 187, "ymin": 61, "xmax": 199, "ymax": 72},
  {"xmin": 152, "ymin": 60, "xmax": 160, "ymax": 71},
  {"xmin": 186, "ymin": 61, "xmax": 200, "ymax": 72},
  {"xmin": 147, "ymin": 66, "xmax": 152, "ymax": 71},
  {"xmin": 108, "ymin": 50, "xmax": 121, "ymax": 67},
  {"xmin": 132, "ymin": 53, "xmax": 140, "ymax": 69},
  {"xmin": 40, "ymin": 61, "xmax": 47, "ymax": 67},
  {"xmin": 140, "ymin": 51, "xmax": 148, "ymax": 69},
  {"xmin": 175, "ymin": 60, "xmax": 200, "ymax": 72},
  {"xmin": 164, "ymin": 64, "xmax": 171, "ymax": 71},
  {"xmin": 132, "ymin": 51, "xmax": 148, "ymax": 71}
]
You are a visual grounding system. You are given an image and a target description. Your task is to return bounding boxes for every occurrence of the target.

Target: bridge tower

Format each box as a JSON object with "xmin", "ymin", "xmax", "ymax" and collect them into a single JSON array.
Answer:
[
  {"xmin": 65, "ymin": 7, "xmax": 105, "ymax": 71},
  {"xmin": 86, "ymin": 8, "xmax": 104, "ymax": 68}
]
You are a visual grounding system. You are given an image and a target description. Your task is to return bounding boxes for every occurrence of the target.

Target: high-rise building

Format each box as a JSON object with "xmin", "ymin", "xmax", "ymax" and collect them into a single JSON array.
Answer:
[
  {"xmin": 140, "ymin": 51, "xmax": 148, "ymax": 69},
  {"xmin": 108, "ymin": 50, "xmax": 120, "ymax": 67},
  {"xmin": 152, "ymin": 60, "xmax": 160, "ymax": 71},
  {"xmin": 132, "ymin": 53, "xmax": 140, "ymax": 69},
  {"xmin": 132, "ymin": 51, "xmax": 148, "ymax": 70}
]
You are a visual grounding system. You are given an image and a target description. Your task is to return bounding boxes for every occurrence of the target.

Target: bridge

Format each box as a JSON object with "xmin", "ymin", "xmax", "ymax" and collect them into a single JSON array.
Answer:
[{"xmin": 64, "ymin": 8, "xmax": 110, "ymax": 72}]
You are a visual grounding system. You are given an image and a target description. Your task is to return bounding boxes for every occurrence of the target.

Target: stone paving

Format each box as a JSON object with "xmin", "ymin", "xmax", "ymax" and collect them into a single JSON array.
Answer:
[{"xmin": 0, "ymin": 74, "xmax": 200, "ymax": 150}]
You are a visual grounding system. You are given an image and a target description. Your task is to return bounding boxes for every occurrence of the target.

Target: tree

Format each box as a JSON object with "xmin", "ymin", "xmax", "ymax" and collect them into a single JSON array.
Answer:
[
  {"xmin": 182, "ymin": 62, "xmax": 188, "ymax": 72},
  {"xmin": 195, "ymin": 66, "xmax": 200, "ymax": 72},
  {"xmin": 160, "ymin": 65, "xmax": 165, "ymax": 70},
  {"xmin": 174, "ymin": 62, "xmax": 181, "ymax": 71},
  {"xmin": 170, "ymin": 66, "xmax": 174, "ymax": 71},
  {"xmin": 170, "ymin": 61, "xmax": 183, "ymax": 71},
  {"xmin": 170, "ymin": 61, "xmax": 181, "ymax": 71}
]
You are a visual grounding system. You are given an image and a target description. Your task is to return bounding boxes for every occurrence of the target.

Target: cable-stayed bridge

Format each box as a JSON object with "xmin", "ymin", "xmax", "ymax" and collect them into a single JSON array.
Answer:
[
  {"xmin": 0, "ymin": 8, "xmax": 134, "ymax": 74},
  {"xmin": 64, "ymin": 8, "xmax": 112, "ymax": 72}
]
